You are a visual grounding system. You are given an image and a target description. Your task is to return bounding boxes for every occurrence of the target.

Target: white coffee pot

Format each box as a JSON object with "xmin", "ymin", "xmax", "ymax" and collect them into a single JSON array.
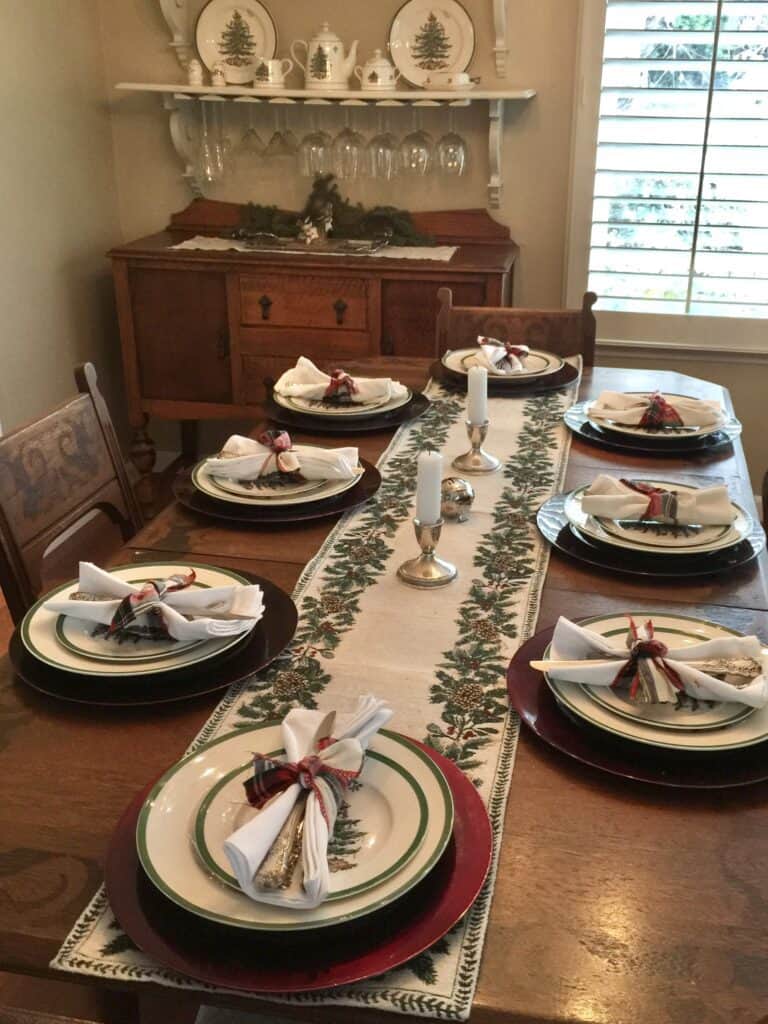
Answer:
[
  {"xmin": 354, "ymin": 48, "xmax": 401, "ymax": 90},
  {"xmin": 291, "ymin": 22, "xmax": 359, "ymax": 89}
]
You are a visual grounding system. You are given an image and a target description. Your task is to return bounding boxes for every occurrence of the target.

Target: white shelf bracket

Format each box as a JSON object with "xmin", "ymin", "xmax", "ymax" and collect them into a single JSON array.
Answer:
[
  {"xmin": 488, "ymin": 98, "xmax": 503, "ymax": 209},
  {"xmin": 159, "ymin": 0, "xmax": 194, "ymax": 69},
  {"xmin": 492, "ymin": 0, "xmax": 509, "ymax": 77},
  {"xmin": 163, "ymin": 93, "xmax": 202, "ymax": 195}
]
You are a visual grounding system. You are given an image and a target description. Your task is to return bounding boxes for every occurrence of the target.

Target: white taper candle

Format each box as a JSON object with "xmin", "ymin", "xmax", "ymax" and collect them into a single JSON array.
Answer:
[
  {"xmin": 467, "ymin": 366, "xmax": 488, "ymax": 424},
  {"xmin": 416, "ymin": 450, "xmax": 443, "ymax": 525}
]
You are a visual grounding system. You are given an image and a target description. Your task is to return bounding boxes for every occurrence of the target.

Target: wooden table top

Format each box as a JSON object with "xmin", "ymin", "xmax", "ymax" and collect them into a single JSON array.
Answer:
[{"xmin": 1, "ymin": 360, "xmax": 767, "ymax": 1024}]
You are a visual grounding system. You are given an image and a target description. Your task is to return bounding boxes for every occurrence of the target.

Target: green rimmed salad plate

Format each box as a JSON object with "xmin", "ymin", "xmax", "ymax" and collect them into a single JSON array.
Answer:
[
  {"xmin": 543, "ymin": 613, "xmax": 767, "ymax": 752},
  {"xmin": 137, "ymin": 723, "xmax": 454, "ymax": 931},
  {"xmin": 22, "ymin": 562, "xmax": 256, "ymax": 677}
]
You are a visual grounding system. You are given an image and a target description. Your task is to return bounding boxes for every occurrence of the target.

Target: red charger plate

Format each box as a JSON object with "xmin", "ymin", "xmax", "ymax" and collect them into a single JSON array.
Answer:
[
  {"xmin": 508, "ymin": 626, "xmax": 768, "ymax": 789},
  {"xmin": 105, "ymin": 737, "xmax": 492, "ymax": 992}
]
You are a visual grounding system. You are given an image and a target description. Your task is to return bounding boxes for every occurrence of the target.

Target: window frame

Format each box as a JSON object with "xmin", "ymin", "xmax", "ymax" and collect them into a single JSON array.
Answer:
[{"xmin": 564, "ymin": 0, "xmax": 768, "ymax": 355}]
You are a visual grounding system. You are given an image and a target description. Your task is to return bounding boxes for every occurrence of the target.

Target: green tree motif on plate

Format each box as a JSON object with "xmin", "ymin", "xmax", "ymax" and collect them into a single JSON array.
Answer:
[
  {"xmin": 218, "ymin": 10, "xmax": 256, "ymax": 67},
  {"xmin": 425, "ymin": 393, "xmax": 567, "ymax": 780},
  {"xmin": 328, "ymin": 780, "xmax": 365, "ymax": 871},
  {"xmin": 412, "ymin": 12, "xmax": 452, "ymax": 70}
]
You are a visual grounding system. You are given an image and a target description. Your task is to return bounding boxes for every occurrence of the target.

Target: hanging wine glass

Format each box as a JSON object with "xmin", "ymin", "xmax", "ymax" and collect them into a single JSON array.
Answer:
[
  {"xmin": 366, "ymin": 107, "xmax": 398, "ymax": 181},
  {"xmin": 436, "ymin": 106, "xmax": 467, "ymax": 177},
  {"xmin": 298, "ymin": 105, "xmax": 332, "ymax": 177},
  {"xmin": 263, "ymin": 103, "xmax": 295, "ymax": 159},
  {"xmin": 332, "ymin": 106, "xmax": 365, "ymax": 180},
  {"xmin": 398, "ymin": 106, "xmax": 433, "ymax": 177},
  {"xmin": 235, "ymin": 105, "xmax": 265, "ymax": 168},
  {"xmin": 197, "ymin": 100, "xmax": 223, "ymax": 184}
]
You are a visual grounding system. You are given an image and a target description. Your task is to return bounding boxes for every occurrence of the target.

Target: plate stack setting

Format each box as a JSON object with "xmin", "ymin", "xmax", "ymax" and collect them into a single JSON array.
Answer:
[
  {"xmin": 177, "ymin": 426, "xmax": 382, "ymax": 525},
  {"xmin": 508, "ymin": 613, "xmax": 768, "ymax": 788},
  {"xmin": 434, "ymin": 338, "xmax": 579, "ymax": 394},
  {"xmin": 10, "ymin": 561, "xmax": 297, "ymax": 706},
  {"xmin": 104, "ymin": 697, "xmax": 492, "ymax": 990}
]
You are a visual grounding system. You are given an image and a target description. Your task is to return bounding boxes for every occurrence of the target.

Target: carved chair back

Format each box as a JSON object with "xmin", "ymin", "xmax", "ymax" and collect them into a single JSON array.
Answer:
[
  {"xmin": 435, "ymin": 289, "xmax": 598, "ymax": 365},
  {"xmin": 0, "ymin": 363, "xmax": 142, "ymax": 622}
]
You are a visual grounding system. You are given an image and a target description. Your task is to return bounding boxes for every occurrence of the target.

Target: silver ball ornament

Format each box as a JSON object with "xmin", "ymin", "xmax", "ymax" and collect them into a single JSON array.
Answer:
[{"xmin": 441, "ymin": 477, "xmax": 475, "ymax": 522}]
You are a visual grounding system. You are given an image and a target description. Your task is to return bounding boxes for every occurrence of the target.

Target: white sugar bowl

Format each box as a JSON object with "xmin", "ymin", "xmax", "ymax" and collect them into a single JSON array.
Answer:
[{"xmin": 354, "ymin": 48, "xmax": 401, "ymax": 90}]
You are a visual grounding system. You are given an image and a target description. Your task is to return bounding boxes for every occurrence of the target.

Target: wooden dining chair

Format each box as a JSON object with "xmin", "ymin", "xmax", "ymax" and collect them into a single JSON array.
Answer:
[
  {"xmin": 435, "ymin": 288, "xmax": 598, "ymax": 365},
  {"xmin": 0, "ymin": 363, "xmax": 143, "ymax": 623}
]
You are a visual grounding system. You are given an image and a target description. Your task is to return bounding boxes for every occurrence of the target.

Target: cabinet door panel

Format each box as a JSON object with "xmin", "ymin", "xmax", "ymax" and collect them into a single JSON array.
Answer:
[
  {"xmin": 381, "ymin": 279, "xmax": 487, "ymax": 357},
  {"xmin": 129, "ymin": 268, "xmax": 232, "ymax": 403}
]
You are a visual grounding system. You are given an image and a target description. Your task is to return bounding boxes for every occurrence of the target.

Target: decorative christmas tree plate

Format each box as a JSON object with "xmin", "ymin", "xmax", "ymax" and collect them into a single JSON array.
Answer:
[
  {"xmin": 20, "ymin": 563, "xmax": 255, "ymax": 678},
  {"xmin": 508, "ymin": 628, "xmax": 768, "ymax": 788},
  {"xmin": 541, "ymin": 614, "xmax": 768, "ymax": 752},
  {"xmin": 196, "ymin": 0, "xmax": 277, "ymax": 84},
  {"xmin": 105, "ymin": 737, "xmax": 490, "ymax": 990},
  {"xmin": 389, "ymin": 0, "xmax": 475, "ymax": 88},
  {"xmin": 563, "ymin": 480, "xmax": 752, "ymax": 556},
  {"xmin": 192, "ymin": 459, "xmax": 364, "ymax": 507},
  {"xmin": 209, "ymin": 474, "xmax": 328, "ymax": 500},
  {"xmin": 192, "ymin": 744, "xmax": 435, "ymax": 902},
  {"xmin": 274, "ymin": 388, "xmax": 412, "ymax": 419},
  {"xmin": 441, "ymin": 347, "xmax": 564, "ymax": 380},
  {"xmin": 136, "ymin": 726, "xmax": 454, "ymax": 931},
  {"xmin": 585, "ymin": 393, "xmax": 733, "ymax": 441}
]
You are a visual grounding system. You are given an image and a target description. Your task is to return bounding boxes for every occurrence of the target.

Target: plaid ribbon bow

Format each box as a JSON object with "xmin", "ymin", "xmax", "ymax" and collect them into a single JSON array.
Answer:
[
  {"xmin": 619, "ymin": 478, "xmax": 679, "ymax": 522},
  {"xmin": 638, "ymin": 392, "xmax": 684, "ymax": 430},
  {"xmin": 244, "ymin": 740, "xmax": 361, "ymax": 826},
  {"xmin": 257, "ymin": 429, "xmax": 295, "ymax": 474},
  {"xmin": 478, "ymin": 336, "xmax": 528, "ymax": 366},
  {"xmin": 610, "ymin": 616, "xmax": 684, "ymax": 701},
  {"xmin": 323, "ymin": 369, "xmax": 358, "ymax": 401},
  {"xmin": 107, "ymin": 569, "xmax": 196, "ymax": 641}
]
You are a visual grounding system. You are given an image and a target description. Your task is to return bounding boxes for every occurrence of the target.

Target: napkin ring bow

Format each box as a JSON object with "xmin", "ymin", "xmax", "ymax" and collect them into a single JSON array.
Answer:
[
  {"xmin": 245, "ymin": 745, "xmax": 361, "ymax": 826},
  {"xmin": 638, "ymin": 392, "xmax": 684, "ymax": 430},
  {"xmin": 611, "ymin": 617, "xmax": 684, "ymax": 700},
  {"xmin": 479, "ymin": 336, "xmax": 527, "ymax": 361},
  {"xmin": 258, "ymin": 429, "xmax": 295, "ymax": 475},
  {"xmin": 619, "ymin": 479, "xmax": 678, "ymax": 522},
  {"xmin": 324, "ymin": 370, "xmax": 358, "ymax": 400},
  {"xmin": 107, "ymin": 569, "xmax": 196, "ymax": 640}
]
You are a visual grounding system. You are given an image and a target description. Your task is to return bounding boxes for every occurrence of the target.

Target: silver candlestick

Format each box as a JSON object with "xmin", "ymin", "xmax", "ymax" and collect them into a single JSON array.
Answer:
[
  {"xmin": 397, "ymin": 518, "xmax": 457, "ymax": 588},
  {"xmin": 452, "ymin": 420, "xmax": 501, "ymax": 474}
]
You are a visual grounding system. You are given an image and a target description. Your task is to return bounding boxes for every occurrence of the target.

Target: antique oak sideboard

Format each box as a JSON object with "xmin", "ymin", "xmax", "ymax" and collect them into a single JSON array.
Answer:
[{"xmin": 109, "ymin": 199, "xmax": 518, "ymax": 495}]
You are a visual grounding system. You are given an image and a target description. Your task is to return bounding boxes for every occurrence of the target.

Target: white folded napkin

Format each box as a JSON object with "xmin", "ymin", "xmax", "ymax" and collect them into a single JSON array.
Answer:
[
  {"xmin": 274, "ymin": 356, "xmax": 408, "ymax": 405},
  {"xmin": 545, "ymin": 616, "xmax": 768, "ymax": 707},
  {"xmin": 224, "ymin": 695, "xmax": 393, "ymax": 909},
  {"xmin": 588, "ymin": 391, "xmax": 725, "ymax": 428},
  {"xmin": 468, "ymin": 336, "xmax": 530, "ymax": 376},
  {"xmin": 43, "ymin": 562, "xmax": 264, "ymax": 642},
  {"xmin": 203, "ymin": 434, "xmax": 359, "ymax": 482},
  {"xmin": 581, "ymin": 475, "xmax": 736, "ymax": 526}
]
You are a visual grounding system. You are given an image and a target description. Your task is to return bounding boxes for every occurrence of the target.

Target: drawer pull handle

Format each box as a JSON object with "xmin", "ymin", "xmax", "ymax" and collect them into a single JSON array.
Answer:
[
  {"xmin": 258, "ymin": 294, "xmax": 273, "ymax": 320},
  {"xmin": 333, "ymin": 298, "xmax": 348, "ymax": 325},
  {"xmin": 216, "ymin": 331, "xmax": 230, "ymax": 361}
]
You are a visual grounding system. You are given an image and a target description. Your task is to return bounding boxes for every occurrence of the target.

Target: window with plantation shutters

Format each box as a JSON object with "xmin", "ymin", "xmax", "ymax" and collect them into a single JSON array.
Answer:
[{"xmin": 586, "ymin": 0, "xmax": 768, "ymax": 321}]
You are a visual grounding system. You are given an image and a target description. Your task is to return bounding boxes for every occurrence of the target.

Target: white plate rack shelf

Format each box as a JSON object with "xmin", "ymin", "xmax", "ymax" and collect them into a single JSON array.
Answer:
[{"xmin": 115, "ymin": 82, "xmax": 536, "ymax": 208}]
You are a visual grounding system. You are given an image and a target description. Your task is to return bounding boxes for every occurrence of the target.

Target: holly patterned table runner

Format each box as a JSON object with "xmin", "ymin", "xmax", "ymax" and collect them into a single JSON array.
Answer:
[{"xmin": 52, "ymin": 368, "xmax": 579, "ymax": 1020}]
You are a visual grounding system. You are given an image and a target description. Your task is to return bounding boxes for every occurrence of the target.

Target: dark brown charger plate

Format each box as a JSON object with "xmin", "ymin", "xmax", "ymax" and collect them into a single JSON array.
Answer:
[
  {"xmin": 10, "ymin": 573, "xmax": 298, "ymax": 707},
  {"xmin": 431, "ymin": 358, "xmax": 580, "ymax": 395},
  {"xmin": 105, "ymin": 737, "xmax": 492, "ymax": 992},
  {"xmin": 174, "ymin": 460, "xmax": 381, "ymax": 526},
  {"xmin": 264, "ymin": 381, "xmax": 431, "ymax": 435},
  {"xmin": 508, "ymin": 626, "xmax": 768, "ymax": 788},
  {"xmin": 536, "ymin": 493, "xmax": 765, "ymax": 579}
]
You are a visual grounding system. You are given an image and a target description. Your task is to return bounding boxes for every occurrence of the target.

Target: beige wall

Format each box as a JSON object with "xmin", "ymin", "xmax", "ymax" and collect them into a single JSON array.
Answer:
[{"xmin": 0, "ymin": 0, "xmax": 122, "ymax": 433}]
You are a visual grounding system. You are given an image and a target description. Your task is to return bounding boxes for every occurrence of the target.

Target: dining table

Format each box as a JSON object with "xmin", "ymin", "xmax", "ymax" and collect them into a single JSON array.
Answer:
[{"xmin": 0, "ymin": 357, "xmax": 767, "ymax": 1024}]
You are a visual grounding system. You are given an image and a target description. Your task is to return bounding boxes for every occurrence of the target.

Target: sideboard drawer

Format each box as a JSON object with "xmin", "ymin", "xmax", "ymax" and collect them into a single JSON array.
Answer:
[{"xmin": 240, "ymin": 273, "xmax": 369, "ymax": 331}]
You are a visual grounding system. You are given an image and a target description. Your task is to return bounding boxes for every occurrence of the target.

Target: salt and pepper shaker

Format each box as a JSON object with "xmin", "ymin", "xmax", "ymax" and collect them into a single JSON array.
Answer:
[
  {"xmin": 397, "ymin": 451, "xmax": 457, "ymax": 588},
  {"xmin": 187, "ymin": 58, "xmax": 204, "ymax": 87},
  {"xmin": 453, "ymin": 366, "xmax": 502, "ymax": 474}
]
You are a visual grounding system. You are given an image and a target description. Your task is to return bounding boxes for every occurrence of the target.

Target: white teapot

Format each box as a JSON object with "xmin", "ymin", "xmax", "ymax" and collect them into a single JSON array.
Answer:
[
  {"xmin": 291, "ymin": 23, "xmax": 359, "ymax": 90},
  {"xmin": 354, "ymin": 48, "xmax": 401, "ymax": 90}
]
